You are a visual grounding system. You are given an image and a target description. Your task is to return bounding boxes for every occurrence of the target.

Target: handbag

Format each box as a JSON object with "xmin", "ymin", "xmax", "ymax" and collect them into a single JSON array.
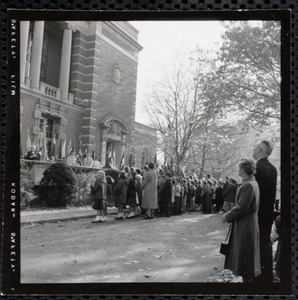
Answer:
[{"xmin": 220, "ymin": 223, "xmax": 233, "ymax": 256}]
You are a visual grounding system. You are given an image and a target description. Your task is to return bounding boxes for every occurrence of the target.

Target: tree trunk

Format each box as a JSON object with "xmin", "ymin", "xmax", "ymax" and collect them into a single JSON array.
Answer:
[{"xmin": 199, "ymin": 144, "xmax": 207, "ymax": 179}]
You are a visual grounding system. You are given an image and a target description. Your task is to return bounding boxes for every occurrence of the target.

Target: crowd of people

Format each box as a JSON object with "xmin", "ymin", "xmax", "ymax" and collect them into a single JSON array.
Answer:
[
  {"xmin": 24, "ymin": 139, "xmax": 280, "ymax": 284},
  {"xmin": 90, "ymin": 140, "xmax": 279, "ymax": 284},
  {"xmin": 90, "ymin": 164, "xmax": 239, "ymax": 223}
]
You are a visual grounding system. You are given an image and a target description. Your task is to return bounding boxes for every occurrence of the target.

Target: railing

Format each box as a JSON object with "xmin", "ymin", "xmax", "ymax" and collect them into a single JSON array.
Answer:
[
  {"xmin": 40, "ymin": 82, "xmax": 62, "ymax": 100},
  {"xmin": 21, "ymin": 159, "xmax": 102, "ymax": 185}
]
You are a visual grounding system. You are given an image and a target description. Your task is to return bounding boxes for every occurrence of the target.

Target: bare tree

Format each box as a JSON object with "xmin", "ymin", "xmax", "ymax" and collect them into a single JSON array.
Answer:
[{"xmin": 145, "ymin": 64, "xmax": 215, "ymax": 175}]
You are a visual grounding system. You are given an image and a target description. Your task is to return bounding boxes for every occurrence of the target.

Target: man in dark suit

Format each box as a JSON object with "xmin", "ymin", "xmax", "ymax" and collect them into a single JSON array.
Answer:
[{"xmin": 253, "ymin": 140, "xmax": 277, "ymax": 283}]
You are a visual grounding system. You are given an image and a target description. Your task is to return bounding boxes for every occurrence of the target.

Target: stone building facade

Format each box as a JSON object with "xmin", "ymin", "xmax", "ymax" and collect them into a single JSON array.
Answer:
[{"xmin": 20, "ymin": 20, "xmax": 157, "ymax": 168}]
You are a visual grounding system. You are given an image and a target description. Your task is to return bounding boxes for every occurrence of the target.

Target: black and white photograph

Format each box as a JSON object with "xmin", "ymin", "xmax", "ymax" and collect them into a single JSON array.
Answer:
[{"xmin": 3, "ymin": 9, "xmax": 292, "ymax": 296}]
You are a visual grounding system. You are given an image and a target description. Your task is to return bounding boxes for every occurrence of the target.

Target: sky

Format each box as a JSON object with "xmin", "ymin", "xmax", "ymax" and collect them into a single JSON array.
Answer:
[{"xmin": 130, "ymin": 21, "xmax": 225, "ymax": 125}]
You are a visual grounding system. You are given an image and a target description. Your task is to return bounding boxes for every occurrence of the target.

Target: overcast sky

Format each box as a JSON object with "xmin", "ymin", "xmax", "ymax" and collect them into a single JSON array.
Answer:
[{"xmin": 130, "ymin": 21, "xmax": 225, "ymax": 125}]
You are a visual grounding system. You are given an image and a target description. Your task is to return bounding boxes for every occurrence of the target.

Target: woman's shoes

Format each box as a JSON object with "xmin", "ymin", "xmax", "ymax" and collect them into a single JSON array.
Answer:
[
  {"xmin": 115, "ymin": 213, "xmax": 125, "ymax": 220},
  {"xmin": 127, "ymin": 212, "xmax": 135, "ymax": 218},
  {"xmin": 92, "ymin": 216, "xmax": 103, "ymax": 223}
]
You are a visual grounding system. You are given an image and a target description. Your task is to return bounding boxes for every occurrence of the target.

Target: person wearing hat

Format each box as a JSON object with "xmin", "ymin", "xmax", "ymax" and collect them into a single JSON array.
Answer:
[
  {"xmin": 114, "ymin": 171, "xmax": 129, "ymax": 220},
  {"xmin": 142, "ymin": 161, "xmax": 158, "ymax": 219}
]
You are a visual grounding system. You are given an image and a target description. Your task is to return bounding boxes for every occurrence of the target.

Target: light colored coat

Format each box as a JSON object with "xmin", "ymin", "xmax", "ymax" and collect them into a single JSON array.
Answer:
[
  {"xmin": 141, "ymin": 169, "xmax": 158, "ymax": 209},
  {"xmin": 224, "ymin": 180, "xmax": 261, "ymax": 278}
]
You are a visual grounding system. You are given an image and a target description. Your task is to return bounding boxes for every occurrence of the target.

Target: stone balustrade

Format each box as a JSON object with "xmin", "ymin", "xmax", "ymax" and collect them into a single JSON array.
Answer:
[
  {"xmin": 21, "ymin": 159, "xmax": 102, "ymax": 185},
  {"xmin": 40, "ymin": 82, "xmax": 62, "ymax": 100}
]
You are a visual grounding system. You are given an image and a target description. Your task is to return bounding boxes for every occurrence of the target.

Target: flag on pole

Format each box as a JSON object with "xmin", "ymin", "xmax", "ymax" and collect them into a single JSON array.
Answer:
[
  {"xmin": 105, "ymin": 143, "xmax": 112, "ymax": 168},
  {"xmin": 92, "ymin": 142, "xmax": 96, "ymax": 160},
  {"xmin": 112, "ymin": 148, "xmax": 116, "ymax": 166},
  {"xmin": 193, "ymin": 170, "xmax": 198, "ymax": 180},
  {"xmin": 26, "ymin": 128, "xmax": 32, "ymax": 152},
  {"xmin": 128, "ymin": 148, "xmax": 135, "ymax": 167},
  {"xmin": 77, "ymin": 148, "xmax": 83, "ymax": 166},
  {"xmin": 51, "ymin": 134, "xmax": 57, "ymax": 158},
  {"xmin": 119, "ymin": 151, "xmax": 125, "ymax": 170},
  {"xmin": 67, "ymin": 139, "xmax": 72, "ymax": 156},
  {"xmin": 42, "ymin": 131, "xmax": 48, "ymax": 161},
  {"xmin": 83, "ymin": 147, "xmax": 88, "ymax": 160},
  {"xmin": 61, "ymin": 139, "xmax": 66, "ymax": 159},
  {"xmin": 38, "ymin": 130, "xmax": 43, "ymax": 152}
]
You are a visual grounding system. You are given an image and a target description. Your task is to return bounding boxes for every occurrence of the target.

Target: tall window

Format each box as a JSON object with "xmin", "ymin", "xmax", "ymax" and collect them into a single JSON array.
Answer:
[
  {"xmin": 25, "ymin": 24, "xmax": 33, "ymax": 77},
  {"xmin": 39, "ymin": 116, "xmax": 54, "ymax": 157}
]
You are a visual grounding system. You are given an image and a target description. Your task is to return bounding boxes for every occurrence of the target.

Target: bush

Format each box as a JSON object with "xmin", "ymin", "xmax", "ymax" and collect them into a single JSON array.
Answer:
[
  {"xmin": 39, "ymin": 163, "xmax": 76, "ymax": 208},
  {"xmin": 20, "ymin": 162, "xmax": 37, "ymax": 209},
  {"xmin": 71, "ymin": 171, "xmax": 97, "ymax": 207}
]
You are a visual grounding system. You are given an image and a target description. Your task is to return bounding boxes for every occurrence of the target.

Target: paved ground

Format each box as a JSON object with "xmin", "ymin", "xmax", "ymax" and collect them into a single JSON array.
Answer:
[{"xmin": 21, "ymin": 211, "xmax": 240, "ymax": 283}]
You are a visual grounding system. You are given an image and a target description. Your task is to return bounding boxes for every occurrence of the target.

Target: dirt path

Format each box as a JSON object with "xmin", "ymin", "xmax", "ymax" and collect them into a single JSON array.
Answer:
[{"xmin": 21, "ymin": 212, "xmax": 240, "ymax": 283}]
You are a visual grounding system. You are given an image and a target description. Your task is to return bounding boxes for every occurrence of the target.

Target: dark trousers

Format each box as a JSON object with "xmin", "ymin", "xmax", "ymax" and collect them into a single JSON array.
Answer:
[
  {"xmin": 254, "ymin": 222, "xmax": 273, "ymax": 283},
  {"xmin": 176, "ymin": 196, "xmax": 182, "ymax": 215},
  {"xmin": 160, "ymin": 199, "xmax": 171, "ymax": 217}
]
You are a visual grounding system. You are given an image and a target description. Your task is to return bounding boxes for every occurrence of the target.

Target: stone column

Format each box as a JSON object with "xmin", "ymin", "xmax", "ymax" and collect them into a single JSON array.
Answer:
[
  {"xmin": 30, "ymin": 21, "xmax": 44, "ymax": 89},
  {"xmin": 59, "ymin": 24, "xmax": 74, "ymax": 101},
  {"xmin": 20, "ymin": 21, "xmax": 30, "ymax": 84}
]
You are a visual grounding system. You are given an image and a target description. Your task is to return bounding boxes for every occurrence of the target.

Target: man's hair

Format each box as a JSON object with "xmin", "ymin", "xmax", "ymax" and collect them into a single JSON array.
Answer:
[{"xmin": 260, "ymin": 140, "xmax": 273, "ymax": 156}]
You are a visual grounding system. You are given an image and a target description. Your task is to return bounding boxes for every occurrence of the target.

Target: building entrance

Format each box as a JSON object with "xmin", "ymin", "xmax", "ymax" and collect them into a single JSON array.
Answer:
[
  {"xmin": 100, "ymin": 117, "xmax": 128, "ymax": 168},
  {"xmin": 106, "ymin": 139, "xmax": 122, "ymax": 168}
]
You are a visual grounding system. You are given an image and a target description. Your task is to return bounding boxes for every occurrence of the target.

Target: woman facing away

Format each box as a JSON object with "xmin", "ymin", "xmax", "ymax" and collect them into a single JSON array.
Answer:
[
  {"xmin": 222, "ymin": 158, "xmax": 261, "ymax": 283},
  {"xmin": 141, "ymin": 161, "xmax": 158, "ymax": 219},
  {"xmin": 91, "ymin": 170, "xmax": 108, "ymax": 223}
]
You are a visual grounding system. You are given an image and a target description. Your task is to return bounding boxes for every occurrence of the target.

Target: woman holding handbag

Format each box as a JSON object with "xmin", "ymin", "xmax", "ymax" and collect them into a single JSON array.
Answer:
[{"xmin": 222, "ymin": 158, "xmax": 261, "ymax": 283}]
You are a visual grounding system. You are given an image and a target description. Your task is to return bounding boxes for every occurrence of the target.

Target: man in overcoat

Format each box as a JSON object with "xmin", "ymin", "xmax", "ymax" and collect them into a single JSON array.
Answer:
[
  {"xmin": 252, "ymin": 140, "xmax": 277, "ymax": 283},
  {"xmin": 142, "ymin": 161, "xmax": 158, "ymax": 219}
]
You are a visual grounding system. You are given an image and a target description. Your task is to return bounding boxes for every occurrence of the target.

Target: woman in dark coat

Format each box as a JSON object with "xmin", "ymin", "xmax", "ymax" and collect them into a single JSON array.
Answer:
[
  {"xmin": 223, "ymin": 158, "xmax": 261, "ymax": 282},
  {"xmin": 201, "ymin": 181, "xmax": 209, "ymax": 214},
  {"xmin": 126, "ymin": 171, "xmax": 138, "ymax": 218},
  {"xmin": 106, "ymin": 175, "xmax": 114, "ymax": 208},
  {"xmin": 159, "ymin": 172, "xmax": 172, "ymax": 217},
  {"xmin": 114, "ymin": 171, "xmax": 128, "ymax": 220},
  {"xmin": 91, "ymin": 170, "xmax": 107, "ymax": 223}
]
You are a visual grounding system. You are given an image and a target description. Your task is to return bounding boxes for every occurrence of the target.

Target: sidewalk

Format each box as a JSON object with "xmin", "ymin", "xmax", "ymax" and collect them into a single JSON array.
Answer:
[{"xmin": 21, "ymin": 206, "xmax": 120, "ymax": 225}]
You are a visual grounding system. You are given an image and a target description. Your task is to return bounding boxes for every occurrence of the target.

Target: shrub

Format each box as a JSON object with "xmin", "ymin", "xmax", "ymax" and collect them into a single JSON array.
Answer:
[
  {"xmin": 39, "ymin": 163, "xmax": 76, "ymax": 208},
  {"xmin": 71, "ymin": 170, "xmax": 97, "ymax": 207},
  {"xmin": 20, "ymin": 162, "xmax": 37, "ymax": 209}
]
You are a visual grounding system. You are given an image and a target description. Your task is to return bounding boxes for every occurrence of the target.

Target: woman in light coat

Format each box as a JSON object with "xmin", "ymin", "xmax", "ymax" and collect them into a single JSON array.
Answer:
[
  {"xmin": 223, "ymin": 158, "xmax": 261, "ymax": 283},
  {"xmin": 141, "ymin": 161, "xmax": 158, "ymax": 219}
]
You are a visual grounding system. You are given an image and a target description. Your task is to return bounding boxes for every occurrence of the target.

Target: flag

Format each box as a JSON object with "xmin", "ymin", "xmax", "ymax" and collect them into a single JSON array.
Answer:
[
  {"xmin": 128, "ymin": 148, "xmax": 135, "ymax": 167},
  {"xmin": 112, "ymin": 148, "xmax": 116, "ymax": 166},
  {"xmin": 51, "ymin": 134, "xmax": 57, "ymax": 158},
  {"xmin": 77, "ymin": 147, "xmax": 83, "ymax": 166},
  {"xmin": 79, "ymin": 133, "xmax": 82, "ymax": 149},
  {"xmin": 38, "ymin": 130, "xmax": 43, "ymax": 152},
  {"xmin": 56, "ymin": 132, "xmax": 61, "ymax": 159},
  {"xmin": 26, "ymin": 128, "xmax": 32, "ymax": 152},
  {"xmin": 193, "ymin": 170, "xmax": 198, "ymax": 180},
  {"xmin": 61, "ymin": 140, "xmax": 66, "ymax": 159},
  {"xmin": 42, "ymin": 131, "xmax": 48, "ymax": 161},
  {"xmin": 181, "ymin": 169, "xmax": 185, "ymax": 178},
  {"xmin": 83, "ymin": 147, "xmax": 87, "ymax": 160},
  {"xmin": 105, "ymin": 143, "xmax": 112, "ymax": 168},
  {"xmin": 92, "ymin": 142, "xmax": 96, "ymax": 160},
  {"xmin": 119, "ymin": 151, "xmax": 125, "ymax": 170},
  {"xmin": 67, "ymin": 139, "xmax": 72, "ymax": 155}
]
